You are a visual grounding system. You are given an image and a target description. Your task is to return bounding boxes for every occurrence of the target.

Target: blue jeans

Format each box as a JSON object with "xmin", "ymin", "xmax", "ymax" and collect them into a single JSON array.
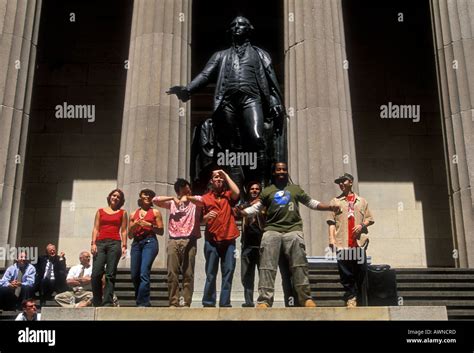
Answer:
[
  {"xmin": 337, "ymin": 248, "xmax": 367, "ymax": 304},
  {"xmin": 130, "ymin": 235, "xmax": 158, "ymax": 306},
  {"xmin": 202, "ymin": 239, "xmax": 236, "ymax": 307}
]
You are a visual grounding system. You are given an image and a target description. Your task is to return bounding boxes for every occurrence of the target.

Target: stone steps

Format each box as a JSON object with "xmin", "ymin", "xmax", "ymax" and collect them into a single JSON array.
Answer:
[
  {"xmin": 0, "ymin": 310, "xmax": 18, "ymax": 320},
  {"xmin": 397, "ymin": 282, "xmax": 474, "ymax": 289},
  {"xmin": 115, "ymin": 274, "xmax": 167, "ymax": 281},
  {"xmin": 394, "ymin": 274, "xmax": 474, "ymax": 282},
  {"xmin": 85, "ymin": 267, "xmax": 474, "ymax": 320},
  {"xmin": 397, "ymin": 291, "xmax": 474, "ymax": 298},
  {"xmin": 41, "ymin": 306, "xmax": 448, "ymax": 321},
  {"xmin": 110, "ymin": 300, "xmax": 170, "ymax": 307},
  {"xmin": 115, "ymin": 282, "xmax": 168, "ymax": 289},
  {"xmin": 103, "ymin": 291, "xmax": 169, "ymax": 300},
  {"xmin": 394, "ymin": 268, "xmax": 474, "ymax": 274},
  {"xmin": 308, "ymin": 274, "xmax": 474, "ymax": 282},
  {"xmin": 446, "ymin": 309, "xmax": 474, "ymax": 320},
  {"xmin": 2, "ymin": 267, "xmax": 474, "ymax": 320}
]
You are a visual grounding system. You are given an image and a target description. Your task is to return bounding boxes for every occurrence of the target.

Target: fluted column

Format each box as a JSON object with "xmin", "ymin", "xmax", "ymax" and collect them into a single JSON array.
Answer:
[
  {"xmin": 117, "ymin": 0, "xmax": 192, "ymax": 267},
  {"xmin": 0, "ymin": 0, "xmax": 42, "ymax": 264},
  {"xmin": 431, "ymin": 0, "xmax": 474, "ymax": 267},
  {"xmin": 284, "ymin": 0, "xmax": 357, "ymax": 255}
]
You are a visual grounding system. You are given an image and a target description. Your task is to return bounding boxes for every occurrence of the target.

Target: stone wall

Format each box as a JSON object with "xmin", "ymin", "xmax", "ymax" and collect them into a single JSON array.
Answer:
[
  {"xmin": 343, "ymin": 0, "xmax": 454, "ymax": 267},
  {"xmin": 20, "ymin": 1, "xmax": 132, "ymax": 260}
]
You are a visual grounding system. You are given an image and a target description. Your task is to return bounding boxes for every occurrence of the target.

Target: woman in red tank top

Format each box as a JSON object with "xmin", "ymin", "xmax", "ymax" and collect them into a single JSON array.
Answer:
[
  {"xmin": 129, "ymin": 189, "xmax": 163, "ymax": 307},
  {"xmin": 90, "ymin": 189, "xmax": 128, "ymax": 307}
]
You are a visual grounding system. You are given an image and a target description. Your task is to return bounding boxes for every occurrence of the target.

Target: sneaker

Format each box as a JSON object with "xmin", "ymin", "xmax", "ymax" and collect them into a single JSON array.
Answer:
[
  {"xmin": 304, "ymin": 299, "xmax": 317, "ymax": 308},
  {"xmin": 346, "ymin": 297, "xmax": 357, "ymax": 308},
  {"xmin": 256, "ymin": 303, "xmax": 269, "ymax": 308}
]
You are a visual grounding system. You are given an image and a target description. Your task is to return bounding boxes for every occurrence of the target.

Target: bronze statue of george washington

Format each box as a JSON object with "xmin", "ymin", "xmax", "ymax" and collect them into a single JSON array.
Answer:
[{"xmin": 168, "ymin": 16, "xmax": 287, "ymax": 189}]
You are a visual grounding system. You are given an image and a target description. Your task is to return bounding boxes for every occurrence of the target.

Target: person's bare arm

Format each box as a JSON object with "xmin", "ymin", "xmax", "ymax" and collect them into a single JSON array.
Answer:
[
  {"xmin": 328, "ymin": 224, "xmax": 336, "ymax": 251},
  {"xmin": 129, "ymin": 210, "xmax": 140, "ymax": 239},
  {"xmin": 352, "ymin": 219, "xmax": 374, "ymax": 236},
  {"xmin": 203, "ymin": 210, "xmax": 218, "ymax": 223},
  {"xmin": 353, "ymin": 203, "xmax": 374, "ymax": 235},
  {"xmin": 121, "ymin": 211, "xmax": 128, "ymax": 257},
  {"xmin": 217, "ymin": 170, "xmax": 240, "ymax": 200},
  {"xmin": 67, "ymin": 277, "xmax": 81, "ymax": 287},
  {"xmin": 78, "ymin": 276, "xmax": 91, "ymax": 286},
  {"xmin": 91, "ymin": 210, "xmax": 100, "ymax": 256},
  {"xmin": 152, "ymin": 196, "xmax": 177, "ymax": 208},
  {"xmin": 181, "ymin": 195, "xmax": 204, "ymax": 207},
  {"xmin": 153, "ymin": 209, "xmax": 164, "ymax": 236},
  {"xmin": 315, "ymin": 202, "xmax": 340, "ymax": 213}
]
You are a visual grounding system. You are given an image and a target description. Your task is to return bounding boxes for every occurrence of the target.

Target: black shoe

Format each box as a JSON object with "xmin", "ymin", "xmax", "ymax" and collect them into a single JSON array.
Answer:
[
  {"xmin": 241, "ymin": 303, "xmax": 255, "ymax": 308},
  {"xmin": 202, "ymin": 304, "xmax": 216, "ymax": 308}
]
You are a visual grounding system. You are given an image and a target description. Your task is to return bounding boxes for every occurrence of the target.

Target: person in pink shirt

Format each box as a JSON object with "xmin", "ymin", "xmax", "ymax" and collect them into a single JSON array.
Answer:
[{"xmin": 153, "ymin": 179, "xmax": 202, "ymax": 307}]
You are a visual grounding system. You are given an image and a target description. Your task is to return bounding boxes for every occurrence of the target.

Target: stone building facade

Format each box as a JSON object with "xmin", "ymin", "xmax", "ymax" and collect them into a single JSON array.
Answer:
[{"xmin": 0, "ymin": 0, "xmax": 472, "ymax": 297}]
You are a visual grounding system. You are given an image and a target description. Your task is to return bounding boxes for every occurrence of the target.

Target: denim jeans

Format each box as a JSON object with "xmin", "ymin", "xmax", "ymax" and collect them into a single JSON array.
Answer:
[
  {"xmin": 0, "ymin": 285, "xmax": 35, "ymax": 310},
  {"xmin": 337, "ymin": 248, "xmax": 368, "ymax": 304},
  {"xmin": 241, "ymin": 246, "xmax": 259, "ymax": 306},
  {"xmin": 130, "ymin": 235, "xmax": 159, "ymax": 307},
  {"xmin": 91, "ymin": 239, "xmax": 122, "ymax": 307},
  {"xmin": 202, "ymin": 239, "xmax": 236, "ymax": 307}
]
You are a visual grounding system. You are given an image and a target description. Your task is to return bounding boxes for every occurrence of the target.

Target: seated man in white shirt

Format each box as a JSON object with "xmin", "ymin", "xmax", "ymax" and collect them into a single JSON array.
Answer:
[{"xmin": 55, "ymin": 251, "xmax": 93, "ymax": 308}]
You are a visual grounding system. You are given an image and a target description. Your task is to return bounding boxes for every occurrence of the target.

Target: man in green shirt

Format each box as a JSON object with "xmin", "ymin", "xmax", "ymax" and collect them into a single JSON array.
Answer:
[{"xmin": 240, "ymin": 162, "xmax": 339, "ymax": 307}]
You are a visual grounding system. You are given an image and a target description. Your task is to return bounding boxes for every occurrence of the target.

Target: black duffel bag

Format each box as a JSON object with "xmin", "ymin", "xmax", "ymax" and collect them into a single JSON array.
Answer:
[{"xmin": 366, "ymin": 264, "xmax": 398, "ymax": 306}]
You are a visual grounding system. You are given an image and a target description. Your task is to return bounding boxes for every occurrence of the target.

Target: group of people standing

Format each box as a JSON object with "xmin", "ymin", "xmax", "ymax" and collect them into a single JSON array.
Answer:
[
  {"xmin": 0, "ymin": 161, "xmax": 374, "ymax": 312},
  {"xmin": 89, "ymin": 161, "xmax": 373, "ymax": 309}
]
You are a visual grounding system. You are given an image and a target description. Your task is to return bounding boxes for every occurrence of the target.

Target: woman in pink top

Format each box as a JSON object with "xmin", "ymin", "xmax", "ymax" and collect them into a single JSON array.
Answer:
[{"xmin": 90, "ymin": 189, "xmax": 128, "ymax": 307}]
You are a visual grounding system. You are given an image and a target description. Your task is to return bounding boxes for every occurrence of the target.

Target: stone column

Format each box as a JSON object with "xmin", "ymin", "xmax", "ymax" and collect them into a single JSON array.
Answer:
[
  {"xmin": 0, "ymin": 0, "xmax": 42, "ymax": 264},
  {"xmin": 430, "ymin": 0, "xmax": 474, "ymax": 267},
  {"xmin": 117, "ymin": 0, "xmax": 192, "ymax": 267},
  {"xmin": 284, "ymin": 0, "xmax": 357, "ymax": 255}
]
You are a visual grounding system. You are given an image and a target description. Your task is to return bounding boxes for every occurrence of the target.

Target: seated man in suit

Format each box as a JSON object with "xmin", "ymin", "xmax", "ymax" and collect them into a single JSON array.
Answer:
[
  {"xmin": 35, "ymin": 244, "xmax": 67, "ymax": 306},
  {"xmin": 0, "ymin": 252, "xmax": 36, "ymax": 310}
]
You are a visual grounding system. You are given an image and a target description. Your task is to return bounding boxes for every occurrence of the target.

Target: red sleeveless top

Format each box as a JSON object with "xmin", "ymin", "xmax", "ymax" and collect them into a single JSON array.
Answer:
[
  {"xmin": 131, "ymin": 208, "xmax": 157, "ymax": 238},
  {"xmin": 97, "ymin": 208, "xmax": 125, "ymax": 241}
]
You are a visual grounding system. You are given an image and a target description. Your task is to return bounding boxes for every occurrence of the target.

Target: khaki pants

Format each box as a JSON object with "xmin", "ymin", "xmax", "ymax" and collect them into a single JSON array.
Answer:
[
  {"xmin": 55, "ymin": 289, "xmax": 93, "ymax": 308},
  {"xmin": 257, "ymin": 230, "xmax": 311, "ymax": 306},
  {"xmin": 167, "ymin": 238, "xmax": 197, "ymax": 307}
]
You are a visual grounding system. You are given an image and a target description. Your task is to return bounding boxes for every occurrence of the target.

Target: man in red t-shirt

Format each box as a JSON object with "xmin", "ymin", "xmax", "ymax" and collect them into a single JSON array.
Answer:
[{"xmin": 185, "ymin": 169, "xmax": 240, "ymax": 307}]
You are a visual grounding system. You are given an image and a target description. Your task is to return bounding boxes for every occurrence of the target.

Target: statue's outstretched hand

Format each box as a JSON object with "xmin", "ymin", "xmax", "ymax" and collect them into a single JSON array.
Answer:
[{"xmin": 167, "ymin": 86, "xmax": 190, "ymax": 102}]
